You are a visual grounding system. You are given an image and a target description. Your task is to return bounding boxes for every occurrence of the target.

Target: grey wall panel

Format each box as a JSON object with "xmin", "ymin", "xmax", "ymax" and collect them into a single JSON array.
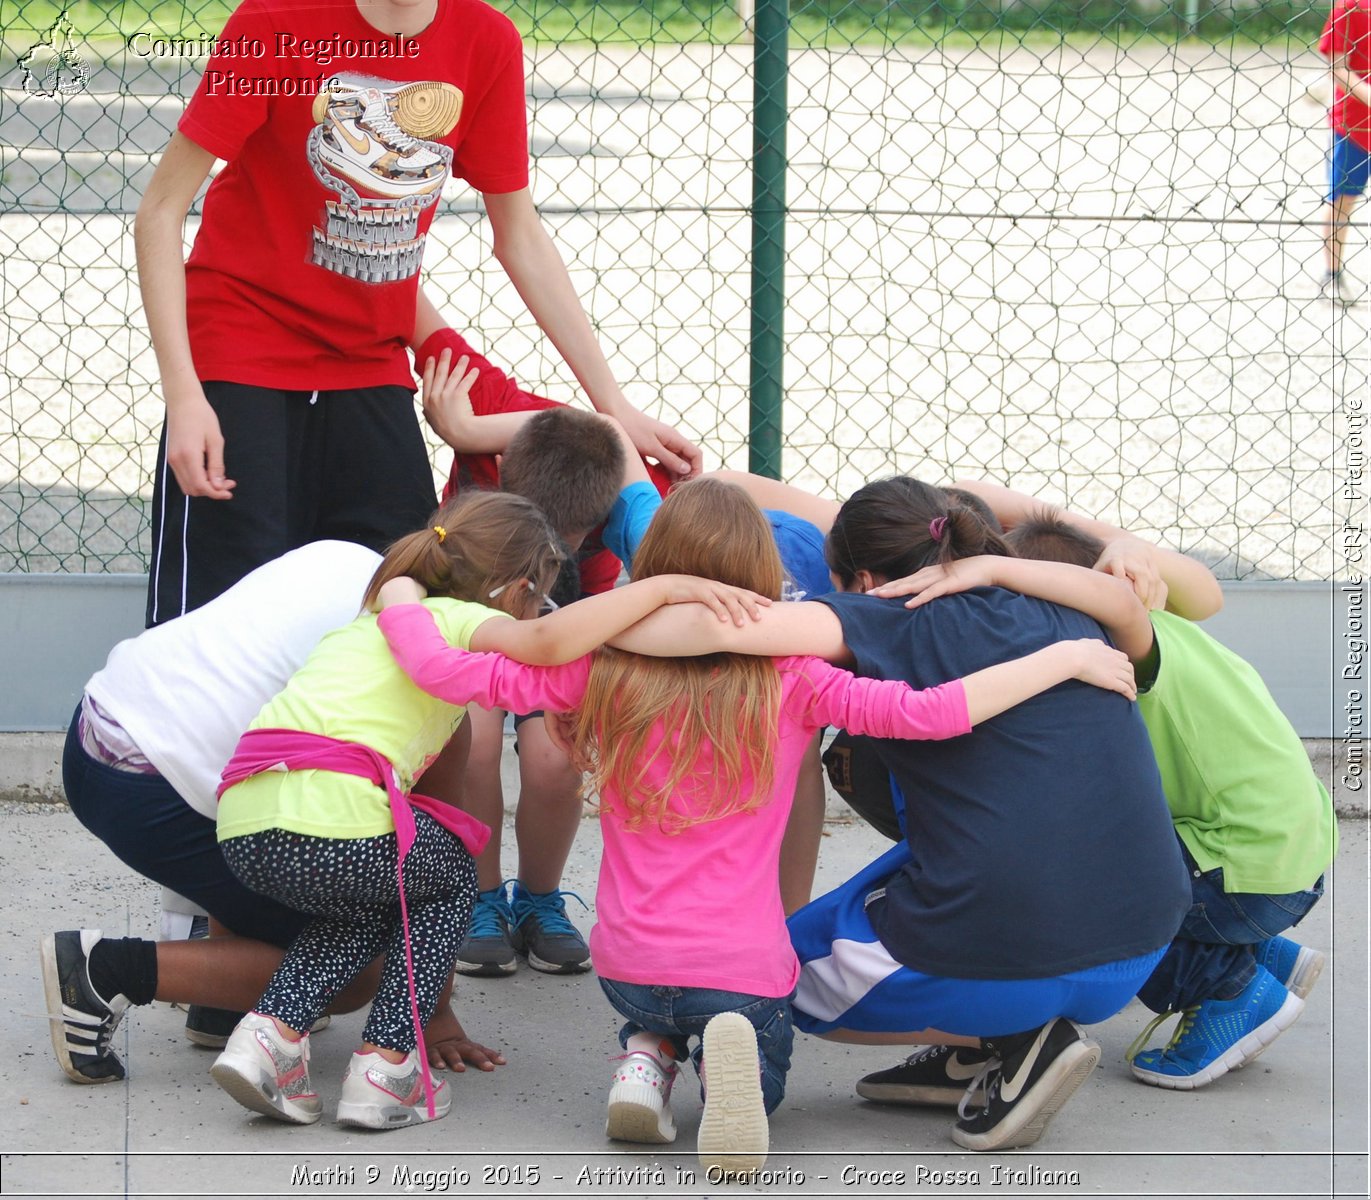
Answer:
[{"xmin": 0, "ymin": 574, "xmax": 1350, "ymax": 735}]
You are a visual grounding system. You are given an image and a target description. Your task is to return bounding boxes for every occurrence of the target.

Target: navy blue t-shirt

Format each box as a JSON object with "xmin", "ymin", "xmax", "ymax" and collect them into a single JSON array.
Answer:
[{"xmin": 817, "ymin": 588, "xmax": 1189, "ymax": 980}]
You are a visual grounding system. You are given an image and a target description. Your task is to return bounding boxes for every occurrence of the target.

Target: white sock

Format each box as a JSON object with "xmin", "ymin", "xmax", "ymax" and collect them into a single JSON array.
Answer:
[{"xmin": 625, "ymin": 1032, "xmax": 671, "ymax": 1064}]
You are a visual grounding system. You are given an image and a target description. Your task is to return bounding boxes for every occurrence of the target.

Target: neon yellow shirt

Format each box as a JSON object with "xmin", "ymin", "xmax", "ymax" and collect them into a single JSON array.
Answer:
[
  {"xmin": 217, "ymin": 598, "xmax": 508, "ymax": 841},
  {"xmin": 1138, "ymin": 611, "xmax": 1337, "ymax": 894}
]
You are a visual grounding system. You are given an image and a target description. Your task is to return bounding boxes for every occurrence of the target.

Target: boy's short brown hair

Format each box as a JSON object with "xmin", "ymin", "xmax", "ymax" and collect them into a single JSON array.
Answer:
[
  {"xmin": 1004, "ymin": 509, "xmax": 1106, "ymax": 568},
  {"xmin": 499, "ymin": 407, "xmax": 627, "ymax": 541}
]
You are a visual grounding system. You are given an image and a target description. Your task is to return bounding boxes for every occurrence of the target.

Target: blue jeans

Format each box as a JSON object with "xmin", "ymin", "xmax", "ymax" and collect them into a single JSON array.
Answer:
[
  {"xmin": 1138, "ymin": 842, "xmax": 1323, "ymax": 1013},
  {"xmin": 598, "ymin": 978, "xmax": 794, "ymax": 1115}
]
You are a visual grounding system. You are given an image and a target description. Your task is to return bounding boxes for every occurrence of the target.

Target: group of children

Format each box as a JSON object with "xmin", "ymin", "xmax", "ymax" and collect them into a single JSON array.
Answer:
[
  {"xmin": 46, "ymin": 344, "xmax": 1335, "ymax": 1171},
  {"xmin": 38, "ymin": 0, "xmax": 1337, "ymax": 1175}
]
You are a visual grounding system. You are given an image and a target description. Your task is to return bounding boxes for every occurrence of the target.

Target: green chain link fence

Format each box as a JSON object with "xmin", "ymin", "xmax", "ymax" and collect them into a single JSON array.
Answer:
[{"xmin": 1, "ymin": 0, "xmax": 1348, "ymax": 580}]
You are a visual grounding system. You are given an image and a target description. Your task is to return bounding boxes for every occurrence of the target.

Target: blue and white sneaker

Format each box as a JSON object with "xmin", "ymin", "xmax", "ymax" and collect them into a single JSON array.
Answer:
[
  {"xmin": 453, "ymin": 884, "xmax": 517, "ymax": 977},
  {"xmin": 509, "ymin": 882, "xmax": 591, "ymax": 974},
  {"xmin": 1128, "ymin": 965, "xmax": 1304, "ymax": 1090},
  {"xmin": 1254, "ymin": 936, "xmax": 1325, "ymax": 1000}
]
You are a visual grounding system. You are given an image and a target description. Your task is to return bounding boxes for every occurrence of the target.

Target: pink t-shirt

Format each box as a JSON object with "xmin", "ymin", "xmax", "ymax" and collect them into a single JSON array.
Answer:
[{"xmin": 378, "ymin": 605, "xmax": 971, "ymax": 997}]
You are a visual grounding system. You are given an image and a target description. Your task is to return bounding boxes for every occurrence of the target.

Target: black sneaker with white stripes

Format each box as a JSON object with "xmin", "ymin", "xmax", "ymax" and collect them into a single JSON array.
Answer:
[
  {"xmin": 856, "ymin": 1043, "xmax": 992, "ymax": 1107},
  {"xmin": 41, "ymin": 930, "xmax": 131, "ymax": 1084},
  {"xmin": 951, "ymin": 1018, "xmax": 1100, "ymax": 1151}
]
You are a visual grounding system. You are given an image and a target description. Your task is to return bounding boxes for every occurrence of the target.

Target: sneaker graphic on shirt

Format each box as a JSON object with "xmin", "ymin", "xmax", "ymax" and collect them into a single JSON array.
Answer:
[
  {"xmin": 310, "ymin": 79, "xmax": 460, "ymax": 203},
  {"xmin": 305, "ymin": 76, "xmax": 461, "ymax": 283}
]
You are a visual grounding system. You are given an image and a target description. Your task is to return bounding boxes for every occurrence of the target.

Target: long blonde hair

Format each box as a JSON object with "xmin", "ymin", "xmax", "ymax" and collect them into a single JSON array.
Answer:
[
  {"xmin": 569, "ymin": 477, "xmax": 784, "ymax": 834},
  {"xmin": 362, "ymin": 491, "xmax": 565, "ymax": 618}
]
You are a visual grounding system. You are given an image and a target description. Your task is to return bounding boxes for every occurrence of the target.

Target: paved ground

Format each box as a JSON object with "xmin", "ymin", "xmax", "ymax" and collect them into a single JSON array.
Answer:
[{"xmin": 0, "ymin": 802, "xmax": 1365, "ymax": 1199}]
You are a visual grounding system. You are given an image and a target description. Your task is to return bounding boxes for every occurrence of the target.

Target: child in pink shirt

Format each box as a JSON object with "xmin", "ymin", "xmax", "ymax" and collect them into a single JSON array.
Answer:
[{"xmin": 376, "ymin": 478, "xmax": 1136, "ymax": 1176}]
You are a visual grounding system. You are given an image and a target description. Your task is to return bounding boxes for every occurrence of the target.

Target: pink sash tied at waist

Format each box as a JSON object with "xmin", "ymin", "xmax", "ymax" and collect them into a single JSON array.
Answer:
[{"xmin": 217, "ymin": 727, "xmax": 491, "ymax": 1120}]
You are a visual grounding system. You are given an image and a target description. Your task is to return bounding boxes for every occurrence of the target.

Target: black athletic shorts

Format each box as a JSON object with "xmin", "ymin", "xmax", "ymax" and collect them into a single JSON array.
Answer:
[{"xmin": 147, "ymin": 381, "xmax": 436, "ymax": 626}]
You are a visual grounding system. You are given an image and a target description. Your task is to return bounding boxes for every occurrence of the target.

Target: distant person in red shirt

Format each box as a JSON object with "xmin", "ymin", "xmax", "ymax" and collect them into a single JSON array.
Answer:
[
  {"xmin": 135, "ymin": 0, "xmax": 700, "ymax": 630},
  {"xmin": 1319, "ymin": 0, "xmax": 1371, "ymax": 304}
]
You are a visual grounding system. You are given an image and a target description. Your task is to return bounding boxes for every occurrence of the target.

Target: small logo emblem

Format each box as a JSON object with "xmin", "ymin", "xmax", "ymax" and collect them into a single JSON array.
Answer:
[{"xmin": 20, "ymin": 10, "xmax": 90, "ymax": 98}]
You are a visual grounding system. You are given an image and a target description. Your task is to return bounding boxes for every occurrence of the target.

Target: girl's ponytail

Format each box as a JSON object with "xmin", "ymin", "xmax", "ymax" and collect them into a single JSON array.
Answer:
[{"xmin": 362, "ymin": 491, "xmax": 564, "ymax": 615}]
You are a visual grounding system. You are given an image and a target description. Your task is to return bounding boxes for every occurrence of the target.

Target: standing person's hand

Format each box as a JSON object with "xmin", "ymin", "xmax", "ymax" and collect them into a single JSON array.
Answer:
[
  {"xmin": 165, "ymin": 387, "xmax": 235, "ymax": 499},
  {"xmin": 613, "ymin": 406, "xmax": 703, "ymax": 479}
]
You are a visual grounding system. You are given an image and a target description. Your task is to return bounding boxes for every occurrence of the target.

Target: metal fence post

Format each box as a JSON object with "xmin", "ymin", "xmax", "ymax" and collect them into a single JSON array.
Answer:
[{"xmin": 748, "ymin": 0, "xmax": 788, "ymax": 479}]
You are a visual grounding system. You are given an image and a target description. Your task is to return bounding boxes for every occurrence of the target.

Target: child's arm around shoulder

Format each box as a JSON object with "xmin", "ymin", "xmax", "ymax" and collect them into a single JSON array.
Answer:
[
  {"xmin": 952, "ymin": 478, "xmax": 1223, "ymax": 620},
  {"xmin": 870, "ymin": 556, "xmax": 1156, "ymax": 664},
  {"xmin": 786, "ymin": 637, "xmax": 1136, "ymax": 742},
  {"xmin": 609, "ymin": 599, "xmax": 852, "ymax": 664},
  {"xmin": 375, "ymin": 588, "xmax": 588, "ymax": 713},
  {"xmin": 469, "ymin": 575, "xmax": 771, "ymax": 665}
]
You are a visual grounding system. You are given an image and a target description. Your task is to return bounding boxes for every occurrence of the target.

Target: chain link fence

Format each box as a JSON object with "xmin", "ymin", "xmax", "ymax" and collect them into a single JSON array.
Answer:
[{"xmin": 1, "ymin": 1, "xmax": 1348, "ymax": 579}]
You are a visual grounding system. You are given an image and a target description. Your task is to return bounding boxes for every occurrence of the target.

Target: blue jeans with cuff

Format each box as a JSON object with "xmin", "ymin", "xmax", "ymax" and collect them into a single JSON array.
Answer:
[
  {"xmin": 1138, "ymin": 841, "xmax": 1323, "ymax": 1013},
  {"xmin": 598, "ymin": 977, "xmax": 794, "ymax": 1115}
]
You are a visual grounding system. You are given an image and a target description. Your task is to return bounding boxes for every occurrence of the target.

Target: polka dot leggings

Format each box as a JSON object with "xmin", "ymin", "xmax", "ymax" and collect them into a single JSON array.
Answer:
[{"xmin": 221, "ymin": 815, "xmax": 477, "ymax": 1053}]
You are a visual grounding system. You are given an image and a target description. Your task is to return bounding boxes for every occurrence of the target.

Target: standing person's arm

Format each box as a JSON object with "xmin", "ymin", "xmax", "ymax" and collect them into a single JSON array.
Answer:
[
  {"xmin": 480, "ymin": 189, "xmax": 702, "ymax": 479},
  {"xmin": 134, "ymin": 133, "xmax": 232, "ymax": 500}
]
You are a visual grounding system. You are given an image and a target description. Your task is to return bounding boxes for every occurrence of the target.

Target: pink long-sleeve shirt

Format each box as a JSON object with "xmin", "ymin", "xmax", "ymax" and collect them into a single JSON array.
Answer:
[{"xmin": 378, "ymin": 605, "xmax": 972, "ymax": 997}]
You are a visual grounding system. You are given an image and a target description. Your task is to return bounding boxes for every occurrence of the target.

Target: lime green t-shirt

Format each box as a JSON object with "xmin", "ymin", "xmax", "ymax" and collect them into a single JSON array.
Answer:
[
  {"xmin": 217, "ymin": 598, "xmax": 509, "ymax": 842},
  {"xmin": 1137, "ymin": 610, "xmax": 1337, "ymax": 894}
]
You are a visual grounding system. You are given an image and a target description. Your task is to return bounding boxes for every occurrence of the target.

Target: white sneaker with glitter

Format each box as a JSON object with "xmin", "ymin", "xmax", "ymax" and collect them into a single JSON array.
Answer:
[
  {"xmin": 335, "ymin": 1049, "xmax": 450, "ymax": 1130},
  {"xmin": 606, "ymin": 1050, "xmax": 679, "ymax": 1143}
]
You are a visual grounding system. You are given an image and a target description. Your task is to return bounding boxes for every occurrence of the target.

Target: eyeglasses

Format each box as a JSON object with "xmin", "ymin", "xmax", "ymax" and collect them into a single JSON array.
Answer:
[
  {"xmin": 488, "ymin": 580, "xmax": 536, "ymax": 600},
  {"xmin": 488, "ymin": 579, "xmax": 557, "ymax": 614}
]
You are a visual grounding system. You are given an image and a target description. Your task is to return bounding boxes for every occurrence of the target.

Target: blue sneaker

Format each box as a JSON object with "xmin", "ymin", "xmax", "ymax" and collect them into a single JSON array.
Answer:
[
  {"xmin": 509, "ymin": 882, "xmax": 591, "ymax": 974},
  {"xmin": 1127, "ymin": 965, "xmax": 1304, "ymax": 1090},
  {"xmin": 454, "ymin": 885, "xmax": 517, "ymax": 977},
  {"xmin": 1254, "ymin": 936, "xmax": 1325, "ymax": 1000}
]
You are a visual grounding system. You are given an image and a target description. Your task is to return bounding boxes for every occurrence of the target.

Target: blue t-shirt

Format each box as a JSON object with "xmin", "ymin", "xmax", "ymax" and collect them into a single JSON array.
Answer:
[
  {"xmin": 605, "ymin": 481, "xmax": 832, "ymax": 600},
  {"xmin": 816, "ymin": 589, "xmax": 1190, "ymax": 981}
]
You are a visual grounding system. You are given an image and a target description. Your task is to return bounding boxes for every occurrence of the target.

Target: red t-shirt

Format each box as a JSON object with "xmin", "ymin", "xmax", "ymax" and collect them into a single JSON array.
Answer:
[
  {"xmin": 1321, "ymin": 0, "xmax": 1371, "ymax": 152},
  {"xmin": 179, "ymin": 0, "xmax": 529, "ymax": 391},
  {"xmin": 419, "ymin": 328, "xmax": 672, "ymax": 596}
]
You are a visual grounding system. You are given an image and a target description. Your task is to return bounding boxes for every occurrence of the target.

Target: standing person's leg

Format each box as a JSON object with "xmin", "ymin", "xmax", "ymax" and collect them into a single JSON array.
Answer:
[
  {"xmin": 146, "ymin": 383, "xmax": 305, "ymax": 628},
  {"xmin": 508, "ymin": 715, "xmax": 591, "ymax": 973},
  {"xmin": 315, "ymin": 384, "xmax": 437, "ymax": 554},
  {"xmin": 1323, "ymin": 132, "xmax": 1369, "ymax": 302},
  {"xmin": 454, "ymin": 704, "xmax": 519, "ymax": 975}
]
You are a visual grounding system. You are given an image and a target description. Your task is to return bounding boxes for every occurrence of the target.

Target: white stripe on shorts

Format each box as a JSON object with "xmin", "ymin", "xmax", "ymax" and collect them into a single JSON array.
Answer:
[{"xmin": 795, "ymin": 937, "xmax": 903, "ymax": 1024}]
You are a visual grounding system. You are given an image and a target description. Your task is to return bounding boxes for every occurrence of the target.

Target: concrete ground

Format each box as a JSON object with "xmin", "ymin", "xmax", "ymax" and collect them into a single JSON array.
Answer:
[{"xmin": 1, "ymin": 806, "xmax": 1365, "ymax": 1200}]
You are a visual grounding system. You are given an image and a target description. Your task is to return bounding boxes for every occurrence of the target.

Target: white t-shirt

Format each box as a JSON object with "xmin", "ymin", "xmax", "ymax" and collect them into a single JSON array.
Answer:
[{"xmin": 84, "ymin": 541, "xmax": 381, "ymax": 819}]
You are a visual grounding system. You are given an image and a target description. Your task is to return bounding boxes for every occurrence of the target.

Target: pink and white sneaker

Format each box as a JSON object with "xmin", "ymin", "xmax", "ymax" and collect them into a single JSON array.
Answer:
[
  {"xmin": 606, "ymin": 1051, "xmax": 679, "ymax": 1143},
  {"xmin": 210, "ymin": 1012, "xmax": 320, "ymax": 1125},
  {"xmin": 336, "ymin": 1049, "xmax": 450, "ymax": 1130}
]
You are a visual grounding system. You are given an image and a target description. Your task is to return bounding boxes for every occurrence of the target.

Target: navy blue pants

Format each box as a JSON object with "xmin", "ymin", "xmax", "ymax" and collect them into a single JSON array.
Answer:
[{"xmin": 62, "ymin": 716, "xmax": 307, "ymax": 948}]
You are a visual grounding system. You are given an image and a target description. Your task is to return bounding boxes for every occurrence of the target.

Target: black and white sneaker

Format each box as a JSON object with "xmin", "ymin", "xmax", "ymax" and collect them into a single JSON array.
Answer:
[
  {"xmin": 41, "ymin": 930, "xmax": 130, "ymax": 1084},
  {"xmin": 856, "ymin": 1044, "xmax": 992, "ymax": 1107},
  {"xmin": 951, "ymin": 1018, "xmax": 1100, "ymax": 1151}
]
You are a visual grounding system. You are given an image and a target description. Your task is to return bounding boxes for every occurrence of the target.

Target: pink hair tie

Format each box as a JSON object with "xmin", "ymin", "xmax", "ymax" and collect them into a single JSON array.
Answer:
[{"xmin": 929, "ymin": 516, "xmax": 948, "ymax": 542}]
